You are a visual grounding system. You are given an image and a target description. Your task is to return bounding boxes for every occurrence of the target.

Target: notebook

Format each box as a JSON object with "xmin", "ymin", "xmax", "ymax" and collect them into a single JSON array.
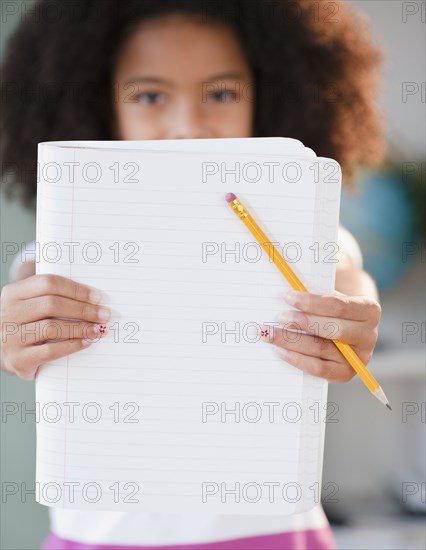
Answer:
[{"xmin": 34, "ymin": 137, "xmax": 342, "ymax": 514}]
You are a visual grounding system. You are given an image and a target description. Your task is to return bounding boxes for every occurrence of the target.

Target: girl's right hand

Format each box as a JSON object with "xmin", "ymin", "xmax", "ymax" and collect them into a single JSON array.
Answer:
[{"xmin": 1, "ymin": 273, "xmax": 110, "ymax": 380}]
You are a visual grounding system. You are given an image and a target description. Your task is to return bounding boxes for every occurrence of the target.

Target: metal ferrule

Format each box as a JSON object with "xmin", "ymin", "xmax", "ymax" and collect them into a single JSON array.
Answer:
[{"xmin": 230, "ymin": 199, "xmax": 248, "ymax": 219}]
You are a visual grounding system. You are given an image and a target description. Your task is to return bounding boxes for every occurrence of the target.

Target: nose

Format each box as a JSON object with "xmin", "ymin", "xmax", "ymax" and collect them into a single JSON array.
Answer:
[{"xmin": 166, "ymin": 100, "xmax": 213, "ymax": 139}]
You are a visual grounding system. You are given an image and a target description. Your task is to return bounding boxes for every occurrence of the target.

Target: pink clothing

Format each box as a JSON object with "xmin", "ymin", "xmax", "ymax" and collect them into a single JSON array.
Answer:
[{"xmin": 42, "ymin": 526, "xmax": 337, "ymax": 550}]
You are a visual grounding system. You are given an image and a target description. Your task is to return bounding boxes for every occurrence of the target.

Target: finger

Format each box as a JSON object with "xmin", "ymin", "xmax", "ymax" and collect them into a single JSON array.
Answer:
[
  {"xmin": 272, "ymin": 347, "xmax": 355, "ymax": 383},
  {"xmin": 11, "ymin": 274, "xmax": 103, "ymax": 304},
  {"xmin": 276, "ymin": 310, "xmax": 375, "ymax": 346},
  {"xmin": 282, "ymin": 290, "xmax": 381, "ymax": 323},
  {"xmin": 261, "ymin": 324, "xmax": 372, "ymax": 365},
  {"xmin": 17, "ymin": 295, "xmax": 111, "ymax": 324},
  {"xmin": 18, "ymin": 339, "xmax": 95, "ymax": 381},
  {"xmin": 262, "ymin": 325, "xmax": 342, "ymax": 361},
  {"xmin": 19, "ymin": 319, "xmax": 108, "ymax": 345}
]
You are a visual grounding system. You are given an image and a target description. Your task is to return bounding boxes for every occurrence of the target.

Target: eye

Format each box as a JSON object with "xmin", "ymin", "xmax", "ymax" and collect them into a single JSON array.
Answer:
[
  {"xmin": 206, "ymin": 90, "xmax": 238, "ymax": 103},
  {"xmin": 134, "ymin": 92, "xmax": 166, "ymax": 105}
]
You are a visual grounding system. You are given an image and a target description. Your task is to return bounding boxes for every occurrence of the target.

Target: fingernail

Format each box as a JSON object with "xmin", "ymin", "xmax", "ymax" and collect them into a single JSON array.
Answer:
[
  {"xmin": 82, "ymin": 338, "xmax": 93, "ymax": 347},
  {"xmin": 278, "ymin": 311, "xmax": 293, "ymax": 324},
  {"xmin": 89, "ymin": 288, "xmax": 103, "ymax": 304},
  {"xmin": 97, "ymin": 324, "xmax": 108, "ymax": 336},
  {"xmin": 260, "ymin": 325, "xmax": 272, "ymax": 341},
  {"xmin": 275, "ymin": 347, "xmax": 289, "ymax": 359},
  {"xmin": 283, "ymin": 290, "xmax": 297, "ymax": 304},
  {"xmin": 87, "ymin": 324, "xmax": 107, "ymax": 338},
  {"xmin": 97, "ymin": 307, "xmax": 111, "ymax": 322}
]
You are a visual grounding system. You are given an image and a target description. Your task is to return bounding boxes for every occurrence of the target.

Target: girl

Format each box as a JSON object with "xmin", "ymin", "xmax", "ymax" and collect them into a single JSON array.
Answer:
[{"xmin": 1, "ymin": 1, "xmax": 384, "ymax": 548}]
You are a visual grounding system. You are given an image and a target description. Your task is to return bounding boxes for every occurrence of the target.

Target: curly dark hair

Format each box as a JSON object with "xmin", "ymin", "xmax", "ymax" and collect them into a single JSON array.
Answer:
[{"xmin": 1, "ymin": 0, "xmax": 385, "ymax": 208}]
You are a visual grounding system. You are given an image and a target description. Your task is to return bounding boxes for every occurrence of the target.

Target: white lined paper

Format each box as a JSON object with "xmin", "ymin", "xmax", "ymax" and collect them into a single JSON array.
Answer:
[{"xmin": 35, "ymin": 138, "xmax": 341, "ymax": 514}]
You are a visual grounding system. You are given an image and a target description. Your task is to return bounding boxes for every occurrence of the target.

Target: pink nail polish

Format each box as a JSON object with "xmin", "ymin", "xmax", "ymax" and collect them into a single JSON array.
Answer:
[{"xmin": 260, "ymin": 325, "xmax": 272, "ymax": 341}]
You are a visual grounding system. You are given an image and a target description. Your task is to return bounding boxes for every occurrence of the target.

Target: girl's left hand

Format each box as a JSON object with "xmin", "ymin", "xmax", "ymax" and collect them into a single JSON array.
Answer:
[{"xmin": 261, "ymin": 289, "xmax": 382, "ymax": 382}]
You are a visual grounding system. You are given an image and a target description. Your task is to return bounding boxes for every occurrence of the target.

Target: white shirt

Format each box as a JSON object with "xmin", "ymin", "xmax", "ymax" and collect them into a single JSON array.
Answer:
[{"xmin": 49, "ymin": 505, "xmax": 329, "ymax": 546}]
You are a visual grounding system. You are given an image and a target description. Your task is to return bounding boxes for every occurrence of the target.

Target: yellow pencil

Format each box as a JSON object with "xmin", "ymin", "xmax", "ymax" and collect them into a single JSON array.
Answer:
[{"xmin": 225, "ymin": 192, "xmax": 391, "ymax": 410}]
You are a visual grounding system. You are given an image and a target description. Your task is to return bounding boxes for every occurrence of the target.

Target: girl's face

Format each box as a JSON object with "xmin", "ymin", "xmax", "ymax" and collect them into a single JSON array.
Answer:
[{"xmin": 113, "ymin": 14, "xmax": 254, "ymax": 140}]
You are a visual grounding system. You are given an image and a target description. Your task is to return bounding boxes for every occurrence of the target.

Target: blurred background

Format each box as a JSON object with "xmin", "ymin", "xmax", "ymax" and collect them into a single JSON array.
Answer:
[{"xmin": 1, "ymin": 1, "xmax": 425, "ymax": 549}]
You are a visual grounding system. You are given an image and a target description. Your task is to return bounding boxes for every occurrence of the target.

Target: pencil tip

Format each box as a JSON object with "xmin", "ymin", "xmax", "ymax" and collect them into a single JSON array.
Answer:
[
  {"xmin": 225, "ymin": 192, "xmax": 236, "ymax": 203},
  {"xmin": 375, "ymin": 387, "xmax": 391, "ymax": 410}
]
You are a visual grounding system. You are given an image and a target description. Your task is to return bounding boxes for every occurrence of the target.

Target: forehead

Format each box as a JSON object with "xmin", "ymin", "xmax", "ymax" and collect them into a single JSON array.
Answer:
[{"xmin": 114, "ymin": 13, "xmax": 251, "ymax": 80}]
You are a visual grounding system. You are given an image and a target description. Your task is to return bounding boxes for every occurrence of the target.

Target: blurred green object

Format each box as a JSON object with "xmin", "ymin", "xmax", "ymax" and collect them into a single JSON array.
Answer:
[{"xmin": 340, "ymin": 168, "xmax": 422, "ymax": 292}]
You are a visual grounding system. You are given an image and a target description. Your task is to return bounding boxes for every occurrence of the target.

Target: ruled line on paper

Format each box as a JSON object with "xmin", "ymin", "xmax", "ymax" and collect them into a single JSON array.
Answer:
[{"xmin": 35, "ymin": 141, "xmax": 339, "ymax": 513}]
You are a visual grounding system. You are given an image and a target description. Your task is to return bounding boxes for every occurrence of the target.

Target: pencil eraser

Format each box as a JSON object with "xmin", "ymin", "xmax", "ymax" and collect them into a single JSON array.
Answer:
[{"xmin": 225, "ymin": 192, "xmax": 237, "ymax": 203}]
